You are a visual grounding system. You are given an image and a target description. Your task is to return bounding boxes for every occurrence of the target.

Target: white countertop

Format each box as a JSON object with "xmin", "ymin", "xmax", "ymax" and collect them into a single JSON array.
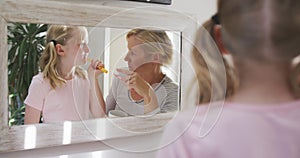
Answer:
[{"xmin": 0, "ymin": 112, "xmax": 175, "ymax": 154}]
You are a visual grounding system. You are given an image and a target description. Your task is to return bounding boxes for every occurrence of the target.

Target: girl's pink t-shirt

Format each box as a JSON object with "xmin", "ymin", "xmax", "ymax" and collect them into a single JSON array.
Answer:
[
  {"xmin": 157, "ymin": 101, "xmax": 300, "ymax": 158},
  {"xmin": 24, "ymin": 73, "xmax": 90, "ymax": 123}
]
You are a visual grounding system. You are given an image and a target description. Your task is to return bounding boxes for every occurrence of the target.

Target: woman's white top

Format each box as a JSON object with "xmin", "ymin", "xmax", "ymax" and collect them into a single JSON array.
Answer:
[{"xmin": 106, "ymin": 75, "xmax": 178, "ymax": 116}]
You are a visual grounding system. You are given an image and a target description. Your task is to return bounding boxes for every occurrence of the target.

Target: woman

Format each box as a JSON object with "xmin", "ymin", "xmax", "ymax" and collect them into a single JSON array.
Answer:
[{"xmin": 105, "ymin": 29, "xmax": 178, "ymax": 116}]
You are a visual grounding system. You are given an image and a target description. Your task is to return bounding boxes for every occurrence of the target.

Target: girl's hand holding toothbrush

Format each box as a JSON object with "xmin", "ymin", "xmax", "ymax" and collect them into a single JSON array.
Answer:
[
  {"xmin": 87, "ymin": 58, "xmax": 107, "ymax": 78},
  {"xmin": 87, "ymin": 58, "xmax": 108, "ymax": 73}
]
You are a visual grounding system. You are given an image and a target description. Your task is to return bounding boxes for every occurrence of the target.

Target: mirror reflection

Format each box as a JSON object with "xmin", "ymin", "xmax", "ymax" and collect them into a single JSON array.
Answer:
[{"xmin": 7, "ymin": 23, "xmax": 181, "ymax": 126}]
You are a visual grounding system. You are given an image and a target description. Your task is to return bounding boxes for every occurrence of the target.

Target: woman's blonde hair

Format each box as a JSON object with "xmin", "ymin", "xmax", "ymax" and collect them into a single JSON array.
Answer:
[
  {"xmin": 39, "ymin": 25, "xmax": 87, "ymax": 89},
  {"xmin": 126, "ymin": 29, "xmax": 173, "ymax": 65},
  {"xmin": 192, "ymin": 19, "xmax": 238, "ymax": 104}
]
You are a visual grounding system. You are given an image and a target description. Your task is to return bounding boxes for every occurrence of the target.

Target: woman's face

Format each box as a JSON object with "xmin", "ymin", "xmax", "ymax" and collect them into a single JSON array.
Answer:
[
  {"xmin": 124, "ymin": 35, "xmax": 152, "ymax": 71},
  {"xmin": 63, "ymin": 28, "xmax": 90, "ymax": 66}
]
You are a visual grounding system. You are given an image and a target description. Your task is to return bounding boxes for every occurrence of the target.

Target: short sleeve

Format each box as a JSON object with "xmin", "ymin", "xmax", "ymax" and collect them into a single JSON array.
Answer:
[
  {"xmin": 24, "ymin": 75, "xmax": 48, "ymax": 111},
  {"xmin": 157, "ymin": 106, "xmax": 223, "ymax": 158},
  {"xmin": 105, "ymin": 78, "xmax": 117, "ymax": 114},
  {"xmin": 161, "ymin": 82, "xmax": 178, "ymax": 113},
  {"xmin": 156, "ymin": 118, "xmax": 189, "ymax": 158}
]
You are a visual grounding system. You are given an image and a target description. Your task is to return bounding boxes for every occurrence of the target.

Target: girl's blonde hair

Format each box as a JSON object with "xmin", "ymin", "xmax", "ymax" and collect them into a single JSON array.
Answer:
[
  {"xmin": 218, "ymin": 0, "xmax": 300, "ymax": 98},
  {"xmin": 39, "ymin": 25, "xmax": 87, "ymax": 89},
  {"xmin": 192, "ymin": 19, "xmax": 238, "ymax": 104},
  {"xmin": 218, "ymin": 0, "xmax": 300, "ymax": 61},
  {"xmin": 126, "ymin": 29, "xmax": 173, "ymax": 65}
]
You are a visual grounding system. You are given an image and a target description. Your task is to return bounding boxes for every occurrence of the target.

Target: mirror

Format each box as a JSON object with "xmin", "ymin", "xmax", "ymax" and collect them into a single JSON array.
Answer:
[
  {"xmin": 7, "ymin": 23, "xmax": 181, "ymax": 126},
  {"xmin": 0, "ymin": 0, "xmax": 197, "ymax": 153}
]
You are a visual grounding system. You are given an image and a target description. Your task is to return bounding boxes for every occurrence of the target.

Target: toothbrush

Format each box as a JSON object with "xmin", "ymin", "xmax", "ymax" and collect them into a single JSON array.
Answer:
[{"xmin": 87, "ymin": 58, "xmax": 108, "ymax": 73}]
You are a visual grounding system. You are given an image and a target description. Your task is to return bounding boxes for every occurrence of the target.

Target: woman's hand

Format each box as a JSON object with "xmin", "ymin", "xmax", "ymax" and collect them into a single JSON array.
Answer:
[
  {"xmin": 115, "ymin": 68, "xmax": 151, "ymax": 97},
  {"xmin": 115, "ymin": 68, "xmax": 159, "ymax": 114}
]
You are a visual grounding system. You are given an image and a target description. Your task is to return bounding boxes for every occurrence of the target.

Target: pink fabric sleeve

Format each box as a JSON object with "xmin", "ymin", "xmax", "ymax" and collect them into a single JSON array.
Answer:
[
  {"xmin": 157, "ymin": 102, "xmax": 300, "ymax": 158},
  {"xmin": 156, "ymin": 123, "xmax": 215, "ymax": 158},
  {"xmin": 156, "ymin": 114, "xmax": 189, "ymax": 158},
  {"xmin": 156, "ymin": 107, "xmax": 213, "ymax": 158},
  {"xmin": 24, "ymin": 76, "xmax": 47, "ymax": 111},
  {"xmin": 156, "ymin": 129, "xmax": 183, "ymax": 158}
]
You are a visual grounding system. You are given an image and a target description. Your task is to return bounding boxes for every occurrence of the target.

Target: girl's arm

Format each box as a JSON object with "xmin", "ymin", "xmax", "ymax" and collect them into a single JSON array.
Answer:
[
  {"xmin": 89, "ymin": 75, "xmax": 106, "ymax": 118},
  {"xmin": 94, "ymin": 77, "xmax": 106, "ymax": 114},
  {"xmin": 24, "ymin": 105, "xmax": 41, "ymax": 124},
  {"xmin": 88, "ymin": 59, "xmax": 106, "ymax": 118}
]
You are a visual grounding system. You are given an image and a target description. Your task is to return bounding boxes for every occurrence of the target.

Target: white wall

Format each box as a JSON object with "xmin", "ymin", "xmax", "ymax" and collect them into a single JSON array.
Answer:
[
  {"xmin": 100, "ymin": 0, "xmax": 217, "ymax": 24},
  {"xmin": 171, "ymin": 0, "xmax": 217, "ymax": 23}
]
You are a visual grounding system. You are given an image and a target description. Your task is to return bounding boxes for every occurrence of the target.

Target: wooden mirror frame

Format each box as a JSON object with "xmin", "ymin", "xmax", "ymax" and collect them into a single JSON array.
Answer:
[{"xmin": 0, "ymin": 0, "xmax": 198, "ymax": 153}]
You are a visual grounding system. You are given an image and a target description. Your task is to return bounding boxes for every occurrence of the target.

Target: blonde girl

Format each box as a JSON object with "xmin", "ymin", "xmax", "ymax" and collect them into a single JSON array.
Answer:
[
  {"xmin": 157, "ymin": 0, "xmax": 300, "ymax": 157},
  {"xmin": 24, "ymin": 25, "xmax": 105, "ymax": 124}
]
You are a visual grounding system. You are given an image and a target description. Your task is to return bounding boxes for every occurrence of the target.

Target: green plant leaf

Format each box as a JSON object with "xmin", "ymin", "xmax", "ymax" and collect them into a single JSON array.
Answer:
[{"xmin": 8, "ymin": 23, "xmax": 47, "ymax": 126}]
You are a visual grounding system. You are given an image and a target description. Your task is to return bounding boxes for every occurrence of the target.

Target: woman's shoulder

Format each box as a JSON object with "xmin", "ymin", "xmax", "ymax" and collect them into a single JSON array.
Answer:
[{"xmin": 162, "ymin": 75, "xmax": 178, "ymax": 88}]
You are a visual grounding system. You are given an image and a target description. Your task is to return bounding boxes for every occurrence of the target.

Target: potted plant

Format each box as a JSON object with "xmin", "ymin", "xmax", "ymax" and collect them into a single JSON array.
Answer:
[{"xmin": 7, "ymin": 23, "xmax": 47, "ymax": 126}]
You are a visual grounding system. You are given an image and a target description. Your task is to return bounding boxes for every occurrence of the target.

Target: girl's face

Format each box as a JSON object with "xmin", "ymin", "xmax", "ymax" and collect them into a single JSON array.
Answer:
[
  {"xmin": 63, "ymin": 28, "xmax": 90, "ymax": 66},
  {"xmin": 124, "ymin": 35, "xmax": 152, "ymax": 71}
]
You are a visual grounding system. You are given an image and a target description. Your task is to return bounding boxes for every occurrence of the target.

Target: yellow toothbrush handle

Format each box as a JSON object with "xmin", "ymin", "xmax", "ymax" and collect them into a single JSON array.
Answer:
[
  {"xmin": 98, "ymin": 66, "xmax": 108, "ymax": 73},
  {"xmin": 87, "ymin": 58, "xmax": 108, "ymax": 73}
]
